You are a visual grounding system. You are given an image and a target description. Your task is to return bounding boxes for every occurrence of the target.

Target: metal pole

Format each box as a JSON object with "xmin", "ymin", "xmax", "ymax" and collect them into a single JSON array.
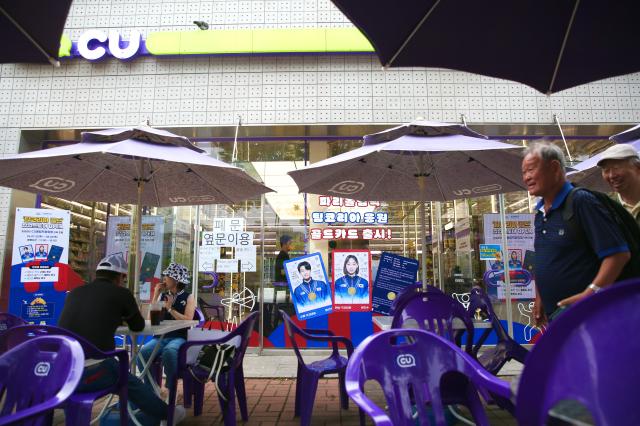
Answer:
[
  {"xmin": 192, "ymin": 205, "xmax": 201, "ymax": 301},
  {"xmin": 418, "ymin": 176, "xmax": 428, "ymax": 290},
  {"xmin": 499, "ymin": 194, "xmax": 514, "ymax": 337},
  {"xmin": 553, "ymin": 114, "xmax": 573, "ymax": 162},
  {"xmin": 259, "ymin": 193, "xmax": 265, "ymax": 354}
]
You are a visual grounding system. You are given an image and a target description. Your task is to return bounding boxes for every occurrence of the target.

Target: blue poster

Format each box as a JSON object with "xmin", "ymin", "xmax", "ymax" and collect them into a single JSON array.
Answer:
[
  {"xmin": 9, "ymin": 208, "xmax": 71, "ymax": 325},
  {"xmin": 372, "ymin": 252, "xmax": 419, "ymax": 315},
  {"xmin": 284, "ymin": 252, "xmax": 333, "ymax": 320}
]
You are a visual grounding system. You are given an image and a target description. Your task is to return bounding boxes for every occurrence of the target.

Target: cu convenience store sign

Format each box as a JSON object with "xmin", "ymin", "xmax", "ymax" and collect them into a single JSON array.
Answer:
[{"xmin": 59, "ymin": 28, "xmax": 374, "ymax": 61}]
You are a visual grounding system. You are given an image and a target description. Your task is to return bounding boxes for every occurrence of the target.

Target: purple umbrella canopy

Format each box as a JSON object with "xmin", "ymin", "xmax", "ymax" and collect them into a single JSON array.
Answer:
[
  {"xmin": 289, "ymin": 121, "xmax": 526, "ymax": 202},
  {"xmin": 288, "ymin": 121, "xmax": 526, "ymax": 287},
  {"xmin": 331, "ymin": 0, "xmax": 640, "ymax": 94},
  {"xmin": 0, "ymin": 126, "xmax": 272, "ymax": 294},
  {"xmin": 0, "ymin": 126, "xmax": 272, "ymax": 206},
  {"xmin": 569, "ymin": 126, "xmax": 640, "ymax": 192},
  {"xmin": 1, "ymin": 0, "xmax": 73, "ymax": 65}
]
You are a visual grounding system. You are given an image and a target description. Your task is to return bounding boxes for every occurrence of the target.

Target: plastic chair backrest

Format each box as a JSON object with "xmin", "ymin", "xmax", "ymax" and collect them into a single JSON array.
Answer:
[
  {"xmin": 467, "ymin": 287, "xmax": 509, "ymax": 341},
  {"xmin": 345, "ymin": 329, "xmax": 510, "ymax": 426},
  {"xmin": 392, "ymin": 290, "xmax": 474, "ymax": 354},
  {"xmin": 0, "ymin": 313, "xmax": 26, "ymax": 336},
  {"xmin": 224, "ymin": 311, "xmax": 259, "ymax": 369},
  {"xmin": 194, "ymin": 307, "xmax": 205, "ymax": 326},
  {"xmin": 279, "ymin": 310, "xmax": 307, "ymax": 365},
  {"xmin": 0, "ymin": 335, "xmax": 84, "ymax": 426},
  {"xmin": 516, "ymin": 278, "xmax": 640, "ymax": 426},
  {"xmin": 389, "ymin": 284, "xmax": 444, "ymax": 316},
  {"xmin": 4, "ymin": 324, "xmax": 115, "ymax": 360}
]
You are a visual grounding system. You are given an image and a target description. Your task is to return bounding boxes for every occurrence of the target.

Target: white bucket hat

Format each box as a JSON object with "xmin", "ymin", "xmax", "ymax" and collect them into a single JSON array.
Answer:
[{"xmin": 162, "ymin": 262, "xmax": 191, "ymax": 285}]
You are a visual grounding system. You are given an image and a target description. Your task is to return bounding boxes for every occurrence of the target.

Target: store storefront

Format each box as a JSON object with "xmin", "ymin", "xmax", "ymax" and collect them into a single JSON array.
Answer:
[
  {"xmin": 0, "ymin": 123, "xmax": 624, "ymax": 350},
  {"xmin": 0, "ymin": 0, "xmax": 638, "ymax": 352}
]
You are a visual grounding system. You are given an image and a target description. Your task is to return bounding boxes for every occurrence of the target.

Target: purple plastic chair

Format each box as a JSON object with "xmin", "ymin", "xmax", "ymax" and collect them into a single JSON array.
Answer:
[
  {"xmin": 516, "ymin": 278, "xmax": 640, "ymax": 426},
  {"xmin": 391, "ymin": 290, "xmax": 475, "ymax": 355},
  {"xmin": 345, "ymin": 328, "xmax": 511, "ymax": 426},
  {"xmin": 0, "ymin": 335, "xmax": 85, "ymax": 426},
  {"xmin": 0, "ymin": 313, "xmax": 26, "ymax": 347},
  {"xmin": 279, "ymin": 310, "xmax": 355, "ymax": 426},
  {"xmin": 152, "ymin": 306, "xmax": 206, "ymax": 390},
  {"xmin": 3, "ymin": 325, "xmax": 129, "ymax": 426},
  {"xmin": 198, "ymin": 296, "xmax": 225, "ymax": 330},
  {"xmin": 168, "ymin": 310, "xmax": 259, "ymax": 426},
  {"xmin": 388, "ymin": 283, "xmax": 445, "ymax": 316}
]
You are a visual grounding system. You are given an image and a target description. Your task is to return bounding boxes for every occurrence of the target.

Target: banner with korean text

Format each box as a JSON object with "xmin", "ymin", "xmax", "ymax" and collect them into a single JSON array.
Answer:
[{"xmin": 9, "ymin": 208, "xmax": 71, "ymax": 325}]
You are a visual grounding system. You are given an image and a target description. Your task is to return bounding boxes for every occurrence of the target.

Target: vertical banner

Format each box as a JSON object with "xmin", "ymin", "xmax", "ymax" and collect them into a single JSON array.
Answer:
[
  {"xmin": 332, "ymin": 250, "xmax": 372, "ymax": 312},
  {"xmin": 371, "ymin": 252, "xmax": 419, "ymax": 315},
  {"xmin": 106, "ymin": 215, "xmax": 164, "ymax": 301},
  {"xmin": 482, "ymin": 213, "xmax": 536, "ymax": 299},
  {"xmin": 9, "ymin": 208, "xmax": 71, "ymax": 325},
  {"xmin": 284, "ymin": 253, "xmax": 333, "ymax": 320}
]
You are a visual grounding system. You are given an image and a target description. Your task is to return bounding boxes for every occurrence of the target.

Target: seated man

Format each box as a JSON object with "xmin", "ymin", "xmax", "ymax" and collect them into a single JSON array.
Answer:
[{"xmin": 58, "ymin": 253, "xmax": 185, "ymax": 425}]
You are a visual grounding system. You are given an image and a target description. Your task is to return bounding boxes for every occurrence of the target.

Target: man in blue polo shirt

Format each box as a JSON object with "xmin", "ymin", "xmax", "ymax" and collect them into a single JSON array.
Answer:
[{"xmin": 522, "ymin": 143, "xmax": 631, "ymax": 325}]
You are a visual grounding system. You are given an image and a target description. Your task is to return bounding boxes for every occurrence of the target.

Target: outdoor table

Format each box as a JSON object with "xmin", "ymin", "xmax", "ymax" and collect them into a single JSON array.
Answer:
[
  {"xmin": 115, "ymin": 320, "xmax": 198, "ymax": 426},
  {"xmin": 117, "ymin": 320, "xmax": 199, "ymax": 384},
  {"xmin": 372, "ymin": 315, "xmax": 492, "ymax": 331}
]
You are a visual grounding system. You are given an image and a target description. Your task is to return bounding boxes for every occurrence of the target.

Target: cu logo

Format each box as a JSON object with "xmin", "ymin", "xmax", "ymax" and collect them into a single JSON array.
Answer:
[
  {"xmin": 30, "ymin": 177, "xmax": 76, "ymax": 193},
  {"xmin": 396, "ymin": 353, "xmax": 416, "ymax": 368},
  {"xmin": 34, "ymin": 361, "xmax": 51, "ymax": 377},
  {"xmin": 168, "ymin": 195, "xmax": 216, "ymax": 204},
  {"xmin": 452, "ymin": 184, "xmax": 502, "ymax": 197},
  {"xmin": 329, "ymin": 180, "xmax": 365, "ymax": 195}
]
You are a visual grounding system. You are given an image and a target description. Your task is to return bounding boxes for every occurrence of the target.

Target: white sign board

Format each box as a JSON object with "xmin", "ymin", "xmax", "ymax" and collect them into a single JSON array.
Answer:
[{"xmin": 216, "ymin": 259, "xmax": 239, "ymax": 273}]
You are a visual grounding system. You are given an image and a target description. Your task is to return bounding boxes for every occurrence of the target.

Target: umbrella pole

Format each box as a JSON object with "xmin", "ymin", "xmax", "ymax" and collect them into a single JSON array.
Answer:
[
  {"xmin": 0, "ymin": 6, "xmax": 60, "ymax": 66},
  {"xmin": 418, "ymin": 175, "xmax": 428, "ymax": 291},
  {"xmin": 128, "ymin": 180, "xmax": 143, "ymax": 299}
]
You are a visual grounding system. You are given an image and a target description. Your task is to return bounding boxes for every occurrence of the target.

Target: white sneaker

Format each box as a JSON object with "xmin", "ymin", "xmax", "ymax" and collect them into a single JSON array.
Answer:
[{"xmin": 160, "ymin": 405, "xmax": 186, "ymax": 425}]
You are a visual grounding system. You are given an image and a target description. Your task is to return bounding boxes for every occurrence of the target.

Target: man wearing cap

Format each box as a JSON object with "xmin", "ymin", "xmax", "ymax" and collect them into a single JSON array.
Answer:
[
  {"xmin": 597, "ymin": 144, "xmax": 640, "ymax": 226},
  {"xmin": 58, "ymin": 253, "xmax": 186, "ymax": 424}
]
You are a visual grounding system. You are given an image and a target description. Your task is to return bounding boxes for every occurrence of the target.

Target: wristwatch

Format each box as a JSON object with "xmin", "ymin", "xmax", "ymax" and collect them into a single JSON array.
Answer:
[{"xmin": 588, "ymin": 283, "xmax": 602, "ymax": 293}]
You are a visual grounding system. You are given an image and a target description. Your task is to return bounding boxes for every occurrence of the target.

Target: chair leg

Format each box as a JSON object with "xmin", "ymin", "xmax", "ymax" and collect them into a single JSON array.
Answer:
[
  {"xmin": 193, "ymin": 380, "xmax": 205, "ymax": 416},
  {"xmin": 234, "ymin": 367, "xmax": 249, "ymax": 421},
  {"xmin": 338, "ymin": 370, "xmax": 349, "ymax": 410},
  {"xmin": 183, "ymin": 375, "xmax": 193, "ymax": 408},
  {"xmin": 166, "ymin": 379, "xmax": 179, "ymax": 426},
  {"xmin": 294, "ymin": 364, "xmax": 303, "ymax": 417},
  {"xmin": 218, "ymin": 372, "xmax": 237, "ymax": 426},
  {"xmin": 119, "ymin": 388, "xmax": 128, "ymax": 426},
  {"xmin": 300, "ymin": 373, "xmax": 320, "ymax": 426},
  {"xmin": 465, "ymin": 383, "xmax": 490, "ymax": 426},
  {"xmin": 64, "ymin": 400, "xmax": 93, "ymax": 426}
]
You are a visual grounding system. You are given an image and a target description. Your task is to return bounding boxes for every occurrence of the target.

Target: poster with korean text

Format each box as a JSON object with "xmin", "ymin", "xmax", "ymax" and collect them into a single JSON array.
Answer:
[{"xmin": 9, "ymin": 208, "xmax": 72, "ymax": 325}]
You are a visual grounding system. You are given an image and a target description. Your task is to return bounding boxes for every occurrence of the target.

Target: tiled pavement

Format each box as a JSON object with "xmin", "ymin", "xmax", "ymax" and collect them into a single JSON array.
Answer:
[{"xmin": 54, "ymin": 354, "xmax": 521, "ymax": 425}]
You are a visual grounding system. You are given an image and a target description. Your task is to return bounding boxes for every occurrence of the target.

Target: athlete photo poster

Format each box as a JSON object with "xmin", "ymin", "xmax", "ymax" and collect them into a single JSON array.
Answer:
[
  {"xmin": 284, "ymin": 252, "xmax": 333, "ymax": 320},
  {"xmin": 332, "ymin": 250, "xmax": 372, "ymax": 312}
]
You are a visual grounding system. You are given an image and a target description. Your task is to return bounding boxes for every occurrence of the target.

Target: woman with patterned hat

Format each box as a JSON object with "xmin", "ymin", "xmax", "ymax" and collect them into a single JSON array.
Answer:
[{"xmin": 138, "ymin": 262, "xmax": 196, "ymax": 391}]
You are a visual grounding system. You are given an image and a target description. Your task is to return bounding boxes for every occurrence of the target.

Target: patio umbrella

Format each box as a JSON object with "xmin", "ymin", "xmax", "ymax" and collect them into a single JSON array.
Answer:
[
  {"xmin": 0, "ymin": 126, "xmax": 272, "ymax": 295},
  {"xmin": 331, "ymin": 0, "xmax": 640, "ymax": 94},
  {"xmin": 288, "ymin": 121, "xmax": 526, "ymax": 287},
  {"xmin": 569, "ymin": 125, "xmax": 640, "ymax": 191},
  {"xmin": 1, "ymin": 0, "xmax": 73, "ymax": 65}
]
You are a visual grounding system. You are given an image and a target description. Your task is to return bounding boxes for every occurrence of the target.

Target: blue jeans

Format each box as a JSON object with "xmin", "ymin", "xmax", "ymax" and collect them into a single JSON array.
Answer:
[
  {"xmin": 78, "ymin": 358, "xmax": 168, "ymax": 424},
  {"xmin": 138, "ymin": 337, "xmax": 186, "ymax": 389}
]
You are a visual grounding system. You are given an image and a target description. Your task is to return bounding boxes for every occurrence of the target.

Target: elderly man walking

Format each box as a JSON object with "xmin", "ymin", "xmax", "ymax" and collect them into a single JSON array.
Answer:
[{"xmin": 521, "ymin": 142, "xmax": 631, "ymax": 326}]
